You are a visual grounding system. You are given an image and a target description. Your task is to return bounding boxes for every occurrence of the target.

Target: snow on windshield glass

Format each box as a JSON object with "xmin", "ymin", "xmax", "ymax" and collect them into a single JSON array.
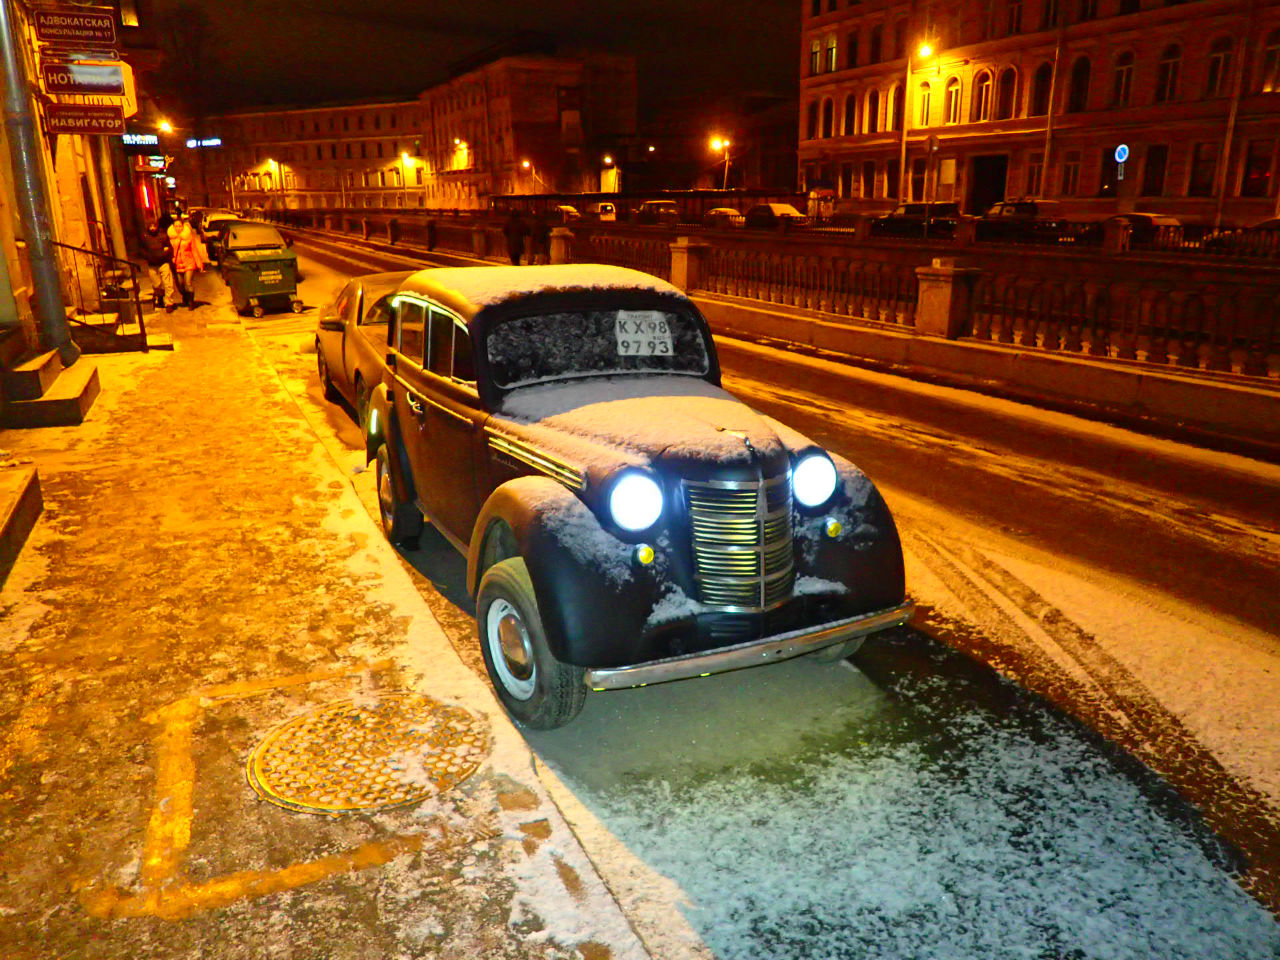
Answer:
[
  {"xmin": 486, "ymin": 309, "xmax": 709, "ymax": 389},
  {"xmin": 227, "ymin": 224, "xmax": 283, "ymax": 249}
]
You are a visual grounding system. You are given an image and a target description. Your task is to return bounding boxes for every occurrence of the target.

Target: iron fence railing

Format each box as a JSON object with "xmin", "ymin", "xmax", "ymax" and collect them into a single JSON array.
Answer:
[
  {"xmin": 51, "ymin": 239, "xmax": 147, "ymax": 352},
  {"xmin": 573, "ymin": 234, "xmax": 672, "ymax": 281}
]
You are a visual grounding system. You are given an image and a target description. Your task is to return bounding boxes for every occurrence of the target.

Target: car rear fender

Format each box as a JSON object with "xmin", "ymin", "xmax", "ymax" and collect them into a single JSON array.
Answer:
[
  {"xmin": 468, "ymin": 476, "xmax": 657, "ymax": 664},
  {"xmin": 365, "ymin": 382, "xmax": 416, "ymax": 505}
]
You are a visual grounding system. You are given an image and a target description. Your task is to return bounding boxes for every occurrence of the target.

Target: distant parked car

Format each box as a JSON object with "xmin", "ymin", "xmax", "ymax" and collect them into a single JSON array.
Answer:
[
  {"xmin": 1201, "ymin": 218, "xmax": 1280, "ymax": 256},
  {"xmin": 743, "ymin": 203, "xmax": 808, "ymax": 230},
  {"xmin": 206, "ymin": 217, "xmax": 245, "ymax": 264},
  {"xmin": 200, "ymin": 211, "xmax": 240, "ymax": 258},
  {"xmin": 1103, "ymin": 213, "xmax": 1181, "ymax": 246},
  {"xmin": 551, "ymin": 205, "xmax": 582, "ymax": 224},
  {"xmin": 315, "ymin": 271, "xmax": 413, "ymax": 426},
  {"xmin": 703, "ymin": 207, "xmax": 744, "ymax": 228},
  {"xmin": 870, "ymin": 202, "xmax": 965, "ymax": 239},
  {"xmin": 635, "ymin": 200, "xmax": 681, "ymax": 225},
  {"xmin": 976, "ymin": 200, "xmax": 1063, "ymax": 243},
  {"xmin": 590, "ymin": 202, "xmax": 617, "ymax": 222}
]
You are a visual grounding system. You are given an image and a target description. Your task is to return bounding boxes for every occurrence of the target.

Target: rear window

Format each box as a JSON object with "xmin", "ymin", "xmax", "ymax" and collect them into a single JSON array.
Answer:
[
  {"xmin": 486, "ymin": 308, "xmax": 710, "ymax": 389},
  {"xmin": 226, "ymin": 224, "xmax": 284, "ymax": 250}
]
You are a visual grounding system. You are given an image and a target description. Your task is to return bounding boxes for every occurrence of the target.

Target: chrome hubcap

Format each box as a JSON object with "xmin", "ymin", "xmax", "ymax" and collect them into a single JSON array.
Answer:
[{"xmin": 486, "ymin": 599, "xmax": 535, "ymax": 700}]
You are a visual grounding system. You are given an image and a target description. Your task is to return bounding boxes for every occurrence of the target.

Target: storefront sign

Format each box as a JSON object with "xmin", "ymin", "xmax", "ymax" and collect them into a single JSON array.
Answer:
[
  {"xmin": 185, "ymin": 137, "xmax": 223, "ymax": 149},
  {"xmin": 45, "ymin": 103, "xmax": 125, "ymax": 135},
  {"xmin": 122, "ymin": 133, "xmax": 158, "ymax": 146},
  {"xmin": 33, "ymin": 7, "xmax": 116, "ymax": 46},
  {"xmin": 41, "ymin": 60, "xmax": 124, "ymax": 96}
]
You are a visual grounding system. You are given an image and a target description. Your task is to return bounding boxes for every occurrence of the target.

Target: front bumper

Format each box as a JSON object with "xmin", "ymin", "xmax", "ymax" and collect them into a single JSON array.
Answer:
[{"xmin": 583, "ymin": 601, "xmax": 914, "ymax": 691}]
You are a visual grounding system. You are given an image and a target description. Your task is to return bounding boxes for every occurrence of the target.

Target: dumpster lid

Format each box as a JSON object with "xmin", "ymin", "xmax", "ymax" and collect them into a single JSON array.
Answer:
[{"xmin": 225, "ymin": 223, "xmax": 287, "ymax": 252}]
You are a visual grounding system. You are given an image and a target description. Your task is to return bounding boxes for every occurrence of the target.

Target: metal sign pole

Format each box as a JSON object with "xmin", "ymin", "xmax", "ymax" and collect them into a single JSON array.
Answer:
[{"xmin": 0, "ymin": 0, "xmax": 78, "ymax": 363}]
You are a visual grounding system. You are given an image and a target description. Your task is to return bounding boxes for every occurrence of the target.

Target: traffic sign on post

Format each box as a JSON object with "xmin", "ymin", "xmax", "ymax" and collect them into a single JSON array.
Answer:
[{"xmin": 1114, "ymin": 144, "xmax": 1130, "ymax": 164}]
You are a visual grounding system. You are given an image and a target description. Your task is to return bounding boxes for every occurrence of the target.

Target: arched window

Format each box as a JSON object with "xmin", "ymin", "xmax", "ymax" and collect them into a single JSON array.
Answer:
[
  {"xmin": 889, "ymin": 84, "xmax": 904, "ymax": 130},
  {"xmin": 1041, "ymin": 0, "xmax": 1060, "ymax": 29},
  {"xmin": 1030, "ymin": 61, "xmax": 1053, "ymax": 116},
  {"xmin": 806, "ymin": 101, "xmax": 819, "ymax": 139},
  {"xmin": 1066, "ymin": 56, "xmax": 1090, "ymax": 112},
  {"xmin": 866, "ymin": 89, "xmax": 880, "ymax": 133},
  {"xmin": 1155, "ymin": 44, "xmax": 1181, "ymax": 102},
  {"xmin": 1263, "ymin": 29, "xmax": 1280, "ymax": 93},
  {"xmin": 944, "ymin": 78, "xmax": 961, "ymax": 124},
  {"xmin": 918, "ymin": 81, "xmax": 932, "ymax": 126},
  {"xmin": 1205, "ymin": 36, "xmax": 1233, "ymax": 97},
  {"xmin": 844, "ymin": 94, "xmax": 858, "ymax": 135},
  {"xmin": 996, "ymin": 67, "xmax": 1017, "ymax": 119},
  {"xmin": 1112, "ymin": 51, "xmax": 1134, "ymax": 106},
  {"xmin": 821, "ymin": 98, "xmax": 835, "ymax": 138},
  {"xmin": 971, "ymin": 71, "xmax": 993, "ymax": 122}
]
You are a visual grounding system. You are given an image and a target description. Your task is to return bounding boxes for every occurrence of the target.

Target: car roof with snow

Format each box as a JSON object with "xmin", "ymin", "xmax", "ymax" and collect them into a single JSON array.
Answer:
[{"xmin": 394, "ymin": 264, "xmax": 689, "ymax": 324}]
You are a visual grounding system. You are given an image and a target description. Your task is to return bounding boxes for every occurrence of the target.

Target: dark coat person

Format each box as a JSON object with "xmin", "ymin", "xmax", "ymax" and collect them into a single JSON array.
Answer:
[
  {"xmin": 531, "ymin": 213, "xmax": 551, "ymax": 264},
  {"xmin": 503, "ymin": 210, "xmax": 530, "ymax": 266}
]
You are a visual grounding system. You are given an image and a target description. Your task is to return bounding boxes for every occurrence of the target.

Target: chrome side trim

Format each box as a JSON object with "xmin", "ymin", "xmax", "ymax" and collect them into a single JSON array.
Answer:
[
  {"xmin": 583, "ymin": 602, "xmax": 914, "ymax": 690},
  {"xmin": 485, "ymin": 428, "xmax": 586, "ymax": 491}
]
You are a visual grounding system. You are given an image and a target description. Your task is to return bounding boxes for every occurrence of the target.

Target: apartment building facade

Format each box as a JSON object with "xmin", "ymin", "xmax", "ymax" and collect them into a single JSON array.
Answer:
[{"xmin": 798, "ymin": 0, "xmax": 1280, "ymax": 225}]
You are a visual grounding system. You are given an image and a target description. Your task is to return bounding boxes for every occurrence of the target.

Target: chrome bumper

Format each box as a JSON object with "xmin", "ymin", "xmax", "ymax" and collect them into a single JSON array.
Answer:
[{"xmin": 583, "ymin": 602, "xmax": 914, "ymax": 691}]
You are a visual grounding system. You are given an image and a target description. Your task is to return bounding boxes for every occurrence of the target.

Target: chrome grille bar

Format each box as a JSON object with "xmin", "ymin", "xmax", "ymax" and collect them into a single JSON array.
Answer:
[{"xmin": 684, "ymin": 474, "xmax": 794, "ymax": 611}]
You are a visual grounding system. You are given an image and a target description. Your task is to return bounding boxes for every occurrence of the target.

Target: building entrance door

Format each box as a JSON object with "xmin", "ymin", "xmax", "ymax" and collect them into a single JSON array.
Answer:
[{"xmin": 967, "ymin": 154, "xmax": 1008, "ymax": 214}]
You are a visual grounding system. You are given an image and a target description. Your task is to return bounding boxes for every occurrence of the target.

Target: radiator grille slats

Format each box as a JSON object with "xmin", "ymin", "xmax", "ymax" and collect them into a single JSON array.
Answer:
[{"xmin": 685, "ymin": 476, "xmax": 795, "ymax": 610}]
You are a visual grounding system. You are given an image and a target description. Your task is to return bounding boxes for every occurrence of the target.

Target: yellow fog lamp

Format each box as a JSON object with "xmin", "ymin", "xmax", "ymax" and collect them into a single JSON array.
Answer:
[
  {"xmin": 634, "ymin": 543, "xmax": 655, "ymax": 566},
  {"xmin": 825, "ymin": 518, "xmax": 843, "ymax": 538}
]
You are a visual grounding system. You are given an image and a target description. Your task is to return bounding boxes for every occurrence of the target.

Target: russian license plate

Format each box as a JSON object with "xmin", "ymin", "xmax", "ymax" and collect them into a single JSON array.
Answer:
[
  {"xmin": 615, "ymin": 310, "xmax": 672, "ymax": 356},
  {"xmin": 259, "ymin": 270, "xmax": 283, "ymax": 284}
]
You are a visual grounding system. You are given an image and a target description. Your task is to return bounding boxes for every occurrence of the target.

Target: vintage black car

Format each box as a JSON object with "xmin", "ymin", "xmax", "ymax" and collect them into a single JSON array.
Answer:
[
  {"xmin": 870, "ymin": 202, "xmax": 966, "ymax": 239},
  {"xmin": 364, "ymin": 264, "xmax": 911, "ymax": 728},
  {"xmin": 316, "ymin": 270, "xmax": 413, "ymax": 425}
]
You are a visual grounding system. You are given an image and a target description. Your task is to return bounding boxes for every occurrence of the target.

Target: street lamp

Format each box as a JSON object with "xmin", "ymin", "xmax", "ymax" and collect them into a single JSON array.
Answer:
[
  {"xmin": 899, "ymin": 42, "xmax": 937, "ymax": 201},
  {"xmin": 159, "ymin": 119, "xmax": 173, "ymax": 133},
  {"xmin": 710, "ymin": 137, "xmax": 732, "ymax": 190}
]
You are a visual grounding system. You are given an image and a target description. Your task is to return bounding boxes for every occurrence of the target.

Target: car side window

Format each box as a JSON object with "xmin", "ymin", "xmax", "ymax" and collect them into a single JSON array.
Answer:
[
  {"xmin": 363, "ymin": 295, "xmax": 391, "ymax": 326},
  {"xmin": 426, "ymin": 305, "xmax": 454, "ymax": 378},
  {"xmin": 398, "ymin": 299, "xmax": 426, "ymax": 364},
  {"xmin": 452, "ymin": 323, "xmax": 476, "ymax": 383}
]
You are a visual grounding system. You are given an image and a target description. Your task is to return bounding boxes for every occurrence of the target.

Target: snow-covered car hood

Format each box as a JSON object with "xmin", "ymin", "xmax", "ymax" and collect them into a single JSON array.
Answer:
[{"xmin": 493, "ymin": 376, "xmax": 802, "ymax": 472}]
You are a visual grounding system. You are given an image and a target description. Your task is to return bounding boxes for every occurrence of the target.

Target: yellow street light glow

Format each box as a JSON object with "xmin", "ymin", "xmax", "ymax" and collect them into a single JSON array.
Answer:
[
  {"xmin": 159, "ymin": 119, "xmax": 173, "ymax": 133},
  {"xmin": 401, "ymin": 151, "xmax": 411, "ymax": 164},
  {"xmin": 918, "ymin": 43, "xmax": 934, "ymax": 58},
  {"xmin": 603, "ymin": 154, "xmax": 613, "ymax": 164},
  {"xmin": 647, "ymin": 144, "xmax": 656, "ymax": 152},
  {"xmin": 521, "ymin": 159, "xmax": 530, "ymax": 168},
  {"xmin": 453, "ymin": 137, "xmax": 460, "ymax": 145}
]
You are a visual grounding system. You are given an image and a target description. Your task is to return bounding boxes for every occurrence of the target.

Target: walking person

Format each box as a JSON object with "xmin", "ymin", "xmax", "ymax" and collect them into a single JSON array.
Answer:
[
  {"xmin": 139, "ymin": 221, "xmax": 179, "ymax": 313},
  {"xmin": 531, "ymin": 211, "xmax": 551, "ymax": 265},
  {"xmin": 503, "ymin": 209, "xmax": 529, "ymax": 266},
  {"xmin": 168, "ymin": 213, "xmax": 207, "ymax": 308}
]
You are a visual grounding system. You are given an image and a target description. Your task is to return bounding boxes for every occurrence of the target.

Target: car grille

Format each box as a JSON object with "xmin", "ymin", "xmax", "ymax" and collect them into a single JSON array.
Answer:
[{"xmin": 684, "ymin": 475, "xmax": 795, "ymax": 610}]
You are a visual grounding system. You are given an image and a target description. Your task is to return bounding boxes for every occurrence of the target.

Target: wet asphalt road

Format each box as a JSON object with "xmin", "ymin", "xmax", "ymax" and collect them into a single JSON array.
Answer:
[{"xmin": 278, "ymin": 239, "xmax": 1280, "ymax": 954}]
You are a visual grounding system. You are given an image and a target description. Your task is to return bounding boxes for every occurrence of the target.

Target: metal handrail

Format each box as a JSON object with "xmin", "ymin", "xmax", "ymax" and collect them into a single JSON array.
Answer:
[{"xmin": 50, "ymin": 239, "xmax": 148, "ymax": 352}]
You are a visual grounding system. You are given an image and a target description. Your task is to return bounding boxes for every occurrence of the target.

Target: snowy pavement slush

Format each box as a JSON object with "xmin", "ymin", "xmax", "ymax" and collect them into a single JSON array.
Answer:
[{"xmin": 0, "ymin": 251, "xmax": 1277, "ymax": 960}]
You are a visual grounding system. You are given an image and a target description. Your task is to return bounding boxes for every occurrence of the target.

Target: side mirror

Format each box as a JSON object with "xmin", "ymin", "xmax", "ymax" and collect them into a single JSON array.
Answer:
[{"xmin": 318, "ymin": 317, "xmax": 344, "ymax": 332}]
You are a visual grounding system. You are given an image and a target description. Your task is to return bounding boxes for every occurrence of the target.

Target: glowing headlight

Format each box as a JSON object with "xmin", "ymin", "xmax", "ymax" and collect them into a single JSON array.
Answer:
[
  {"xmin": 608, "ymin": 473, "xmax": 664, "ymax": 532},
  {"xmin": 793, "ymin": 453, "xmax": 838, "ymax": 508}
]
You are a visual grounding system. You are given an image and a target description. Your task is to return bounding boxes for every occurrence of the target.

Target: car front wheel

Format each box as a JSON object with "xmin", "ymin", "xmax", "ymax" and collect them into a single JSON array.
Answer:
[
  {"xmin": 477, "ymin": 558, "xmax": 586, "ymax": 729},
  {"xmin": 375, "ymin": 443, "xmax": 422, "ymax": 546}
]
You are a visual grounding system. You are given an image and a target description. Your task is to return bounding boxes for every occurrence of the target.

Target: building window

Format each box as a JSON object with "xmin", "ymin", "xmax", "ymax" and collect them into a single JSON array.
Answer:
[
  {"xmin": 825, "ymin": 34, "xmax": 838, "ymax": 72},
  {"xmin": 886, "ymin": 158, "xmax": 900, "ymax": 198},
  {"xmin": 971, "ymin": 71, "xmax": 993, "ymax": 122},
  {"xmin": 1026, "ymin": 152, "xmax": 1044, "ymax": 196},
  {"xmin": 1205, "ymin": 37, "xmax": 1233, "ymax": 97},
  {"xmin": 810, "ymin": 38, "xmax": 821, "ymax": 75},
  {"xmin": 822, "ymin": 98, "xmax": 834, "ymax": 137},
  {"xmin": 1155, "ymin": 45, "xmax": 1181, "ymax": 103},
  {"xmin": 1241, "ymin": 140, "xmax": 1274, "ymax": 197},
  {"xmin": 1007, "ymin": 0, "xmax": 1023, "ymax": 35},
  {"xmin": 416, "ymin": 168, "xmax": 424, "ymax": 186},
  {"xmin": 374, "ymin": 115, "xmax": 382, "ymax": 130},
  {"xmin": 1118, "ymin": 0, "xmax": 1138, "ymax": 11},
  {"xmin": 1066, "ymin": 56, "xmax": 1090, "ymax": 112},
  {"xmin": 1188, "ymin": 142, "xmax": 1217, "ymax": 196},
  {"xmin": 869, "ymin": 24, "xmax": 883, "ymax": 63},
  {"xmin": 1077, "ymin": 0, "xmax": 1097, "ymax": 20},
  {"xmin": 1060, "ymin": 151, "xmax": 1081, "ymax": 195},
  {"xmin": 861, "ymin": 160, "xmax": 876, "ymax": 197},
  {"xmin": 330, "ymin": 144, "xmax": 337, "ymax": 159},
  {"xmin": 1141, "ymin": 144, "xmax": 1168, "ymax": 196},
  {"xmin": 918, "ymin": 81, "xmax": 932, "ymax": 126},
  {"xmin": 828, "ymin": 0, "xmax": 837, "ymax": 11},
  {"xmin": 844, "ymin": 94, "xmax": 858, "ymax": 135},
  {"xmin": 358, "ymin": 116, "xmax": 365, "ymax": 130},
  {"xmin": 1112, "ymin": 52, "xmax": 1134, "ymax": 106},
  {"xmin": 996, "ymin": 68, "xmax": 1017, "ymax": 119},
  {"xmin": 866, "ymin": 89, "xmax": 880, "ymax": 132},
  {"xmin": 1041, "ymin": 0, "xmax": 1060, "ymax": 30},
  {"xmin": 1263, "ymin": 30, "xmax": 1280, "ymax": 92},
  {"xmin": 810, "ymin": 0, "xmax": 820, "ymax": 16},
  {"xmin": 345, "ymin": 144, "xmax": 352, "ymax": 158},
  {"xmin": 893, "ymin": 20, "xmax": 906, "ymax": 59},
  {"xmin": 360, "ymin": 142, "xmax": 367, "ymax": 159},
  {"xmin": 944, "ymin": 78, "xmax": 961, "ymax": 124},
  {"xmin": 806, "ymin": 101, "xmax": 819, "ymax": 139},
  {"xmin": 911, "ymin": 157, "xmax": 927, "ymax": 200},
  {"xmin": 1030, "ymin": 62, "xmax": 1053, "ymax": 115},
  {"xmin": 846, "ymin": 31, "xmax": 859, "ymax": 68},
  {"xmin": 840, "ymin": 163, "xmax": 854, "ymax": 197}
]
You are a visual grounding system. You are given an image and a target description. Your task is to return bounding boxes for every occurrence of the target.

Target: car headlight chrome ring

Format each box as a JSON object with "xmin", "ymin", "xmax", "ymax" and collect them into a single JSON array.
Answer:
[
  {"xmin": 793, "ymin": 452, "xmax": 838, "ymax": 508},
  {"xmin": 608, "ymin": 472, "xmax": 664, "ymax": 532}
]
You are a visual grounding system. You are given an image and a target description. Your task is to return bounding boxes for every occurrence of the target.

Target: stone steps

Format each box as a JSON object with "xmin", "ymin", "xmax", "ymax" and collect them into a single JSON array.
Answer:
[{"xmin": 0, "ymin": 465, "xmax": 41, "ymax": 587}]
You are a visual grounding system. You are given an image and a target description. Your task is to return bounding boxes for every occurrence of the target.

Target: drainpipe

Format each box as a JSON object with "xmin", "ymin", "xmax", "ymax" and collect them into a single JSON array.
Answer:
[
  {"xmin": 95, "ymin": 137, "xmax": 129, "ymax": 262},
  {"xmin": 0, "ymin": 0, "xmax": 77, "ymax": 364},
  {"xmin": 1213, "ymin": 0, "xmax": 1256, "ymax": 230},
  {"xmin": 1041, "ymin": 15, "xmax": 1066, "ymax": 198}
]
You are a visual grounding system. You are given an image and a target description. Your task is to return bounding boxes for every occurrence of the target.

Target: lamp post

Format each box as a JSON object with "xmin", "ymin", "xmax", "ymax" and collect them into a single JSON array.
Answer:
[
  {"xmin": 899, "ymin": 42, "xmax": 935, "ymax": 201},
  {"xmin": 521, "ymin": 158, "xmax": 549, "ymax": 193},
  {"xmin": 710, "ymin": 137, "xmax": 732, "ymax": 190}
]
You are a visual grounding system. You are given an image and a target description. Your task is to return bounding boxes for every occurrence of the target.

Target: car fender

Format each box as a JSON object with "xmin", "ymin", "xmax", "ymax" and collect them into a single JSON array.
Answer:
[
  {"xmin": 364, "ymin": 381, "xmax": 417, "ymax": 506},
  {"xmin": 468, "ymin": 476, "xmax": 660, "ymax": 665}
]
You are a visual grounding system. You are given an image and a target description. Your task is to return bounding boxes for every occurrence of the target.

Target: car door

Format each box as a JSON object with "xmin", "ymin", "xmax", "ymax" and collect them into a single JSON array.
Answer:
[
  {"xmin": 414, "ymin": 302, "xmax": 484, "ymax": 546},
  {"xmin": 387, "ymin": 297, "xmax": 435, "ymax": 514},
  {"xmin": 346, "ymin": 287, "xmax": 392, "ymax": 410}
]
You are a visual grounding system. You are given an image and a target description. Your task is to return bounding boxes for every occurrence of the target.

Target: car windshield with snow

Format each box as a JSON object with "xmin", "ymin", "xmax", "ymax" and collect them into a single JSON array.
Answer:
[{"xmin": 365, "ymin": 264, "xmax": 911, "ymax": 728}]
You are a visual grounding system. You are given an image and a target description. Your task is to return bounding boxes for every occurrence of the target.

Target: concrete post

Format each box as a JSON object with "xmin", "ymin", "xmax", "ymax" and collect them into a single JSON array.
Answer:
[
  {"xmin": 1103, "ymin": 218, "xmax": 1131, "ymax": 254},
  {"xmin": 471, "ymin": 224, "xmax": 487, "ymax": 258},
  {"xmin": 852, "ymin": 215, "xmax": 873, "ymax": 243},
  {"xmin": 549, "ymin": 226, "xmax": 573, "ymax": 264},
  {"xmin": 913, "ymin": 257, "xmax": 983, "ymax": 339},
  {"xmin": 669, "ymin": 236, "xmax": 712, "ymax": 292},
  {"xmin": 952, "ymin": 217, "xmax": 977, "ymax": 247}
]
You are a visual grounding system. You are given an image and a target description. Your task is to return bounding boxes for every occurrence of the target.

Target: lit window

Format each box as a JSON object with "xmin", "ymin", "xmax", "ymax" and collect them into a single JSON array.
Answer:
[
  {"xmin": 825, "ymin": 35, "xmax": 838, "ymax": 72},
  {"xmin": 971, "ymin": 72, "xmax": 992, "ymax": 121},
  {"xmin": 810, "ymin": 38, "xmax": 821, "ymax": 75},
  {"xmin": 866, "ymin": 89, "xmax": 880, "ymax": 133},
  {"xmin": 1264, "ymin": 30, "xmax": 1280, "ymax": 92},
  {"xmin": 944, "ymin": 78, "xmax": 961, "ymax": 124},
  {"xmin": 918, "ymin": 81, "xmax": 932, "ymax": 126},
  {"xmin": 1240, "ymin": 140, "xmax": 1273, "ymax": 197}
]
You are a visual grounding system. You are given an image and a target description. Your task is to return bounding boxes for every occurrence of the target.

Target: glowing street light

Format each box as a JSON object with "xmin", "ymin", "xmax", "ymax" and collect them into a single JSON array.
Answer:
[
  {"xmin": 899, "ymin": 41, "xmax": 938, "ymax": 200},
  {"xmin": 647, "ymin": 144, "xmax": 656, "ymax": 152},
  {"xmin": 917, "ymin": 42, "xmax": 933, "ymax": 59},
  {"xmin": 603, "ymin": 154, "xmax": 614, "ymax": 165},
  {"xmin": 710, "ymin": 137, "xmax": 732, "ymax": 190},
  {"xmin": 521, "ymin": 159, "xmax": 530, "ymax": 169},
  {"xmin": 159, "ymin": 119, "xmax": 173, "ymax": 133}
]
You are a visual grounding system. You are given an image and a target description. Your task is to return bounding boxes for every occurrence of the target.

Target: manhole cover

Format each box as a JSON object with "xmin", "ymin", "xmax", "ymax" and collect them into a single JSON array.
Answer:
[{"xmin": 246, "ymin": 693, "xmax": 489, "ymax": 814}]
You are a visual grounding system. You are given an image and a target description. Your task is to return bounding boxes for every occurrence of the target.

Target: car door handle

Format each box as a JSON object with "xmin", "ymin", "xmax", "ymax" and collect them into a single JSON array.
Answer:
[{"xmin": 406, "ymin": 395, "xmax": 425, "ymax": 418}]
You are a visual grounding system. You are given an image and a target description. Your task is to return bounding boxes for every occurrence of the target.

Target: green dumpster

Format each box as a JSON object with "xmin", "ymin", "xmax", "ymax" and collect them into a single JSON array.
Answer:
[{"xmin": 219, "ymin": 222, "xmax": 303, "ymax": 318}]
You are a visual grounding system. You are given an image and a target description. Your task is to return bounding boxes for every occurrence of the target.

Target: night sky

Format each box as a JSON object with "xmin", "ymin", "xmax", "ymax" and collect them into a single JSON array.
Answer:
[{"xmin": 154, "ymin": 0, "xmax": 799, "ymax": 119}]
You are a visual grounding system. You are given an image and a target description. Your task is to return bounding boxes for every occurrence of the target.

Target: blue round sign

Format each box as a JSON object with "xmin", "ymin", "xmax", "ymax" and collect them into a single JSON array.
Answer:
[{"xmin": 1114, "ymin": 143, "xmax": 1130, "ymax": 164}]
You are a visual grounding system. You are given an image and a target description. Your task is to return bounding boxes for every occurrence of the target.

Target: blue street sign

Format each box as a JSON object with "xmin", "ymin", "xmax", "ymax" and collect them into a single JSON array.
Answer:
[{"xmin": 1114, "ymin": 143, "xmax": 1130, "ymax": 164}]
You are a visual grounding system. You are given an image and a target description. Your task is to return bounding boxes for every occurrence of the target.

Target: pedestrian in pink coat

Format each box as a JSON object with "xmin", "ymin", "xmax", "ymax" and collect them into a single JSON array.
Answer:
[{"xmin": 168, "ymin": 215, "xmax": 207, "ymax": 309}]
